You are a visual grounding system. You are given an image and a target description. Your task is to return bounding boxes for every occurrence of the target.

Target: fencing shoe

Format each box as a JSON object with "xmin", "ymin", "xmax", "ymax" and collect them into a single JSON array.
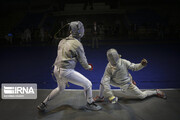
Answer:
[
  {"xmin": 109, "ymin": 96, "xmax": 118, "ymax": 104},
  {"xmin": 156, "ymin": 89, "xmax": 167, "ymax": 99},
  {"xmin": 37, "ymin": 102, "xmax": 47, "ymax": 111},
  {"xmin": 86, "ymin": 102, "xmax": 102, "ymax": 111}
]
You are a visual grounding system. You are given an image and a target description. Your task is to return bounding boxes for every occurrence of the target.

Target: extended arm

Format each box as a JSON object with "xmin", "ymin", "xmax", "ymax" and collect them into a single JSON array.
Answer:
[
  {"xmin": 124, "ymin": 58, "xmax": 147, "ymax": 71},
  {"xmin": 76, "ymin": 43, "xmax": 91, "ymax": 70}
]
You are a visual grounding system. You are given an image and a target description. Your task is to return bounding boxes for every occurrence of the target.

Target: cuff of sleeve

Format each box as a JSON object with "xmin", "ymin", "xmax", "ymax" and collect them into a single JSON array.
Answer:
[
  {"xmin": 88, "ymin": 64, "xmax": 94, "ymax": 70},
  {"xmin": 84, "ymin": 64, "xmax": 91, "ymax": 70},
  {"xmin": 88, "ymin": 65, "xmax": 92, "ymax": 69}
]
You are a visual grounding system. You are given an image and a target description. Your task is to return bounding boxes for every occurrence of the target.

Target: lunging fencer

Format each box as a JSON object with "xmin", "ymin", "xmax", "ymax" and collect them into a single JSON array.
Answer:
[
  {"xmin": 94, "ymin": 48, "xmax": 167, "ymax": 103},
  {"xmin": 37, "ymin": 21, "xmax": 101, "ymax": 111}
]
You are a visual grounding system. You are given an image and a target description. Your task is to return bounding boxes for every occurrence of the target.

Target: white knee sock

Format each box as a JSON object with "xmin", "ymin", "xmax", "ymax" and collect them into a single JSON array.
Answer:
[
  {"xmin": 143, "ymin": 90, "xmax": 157, "ymax": 97},
  {"xmin": 85, "ymin": 87, "xmax": 94, "ymax": 103}
]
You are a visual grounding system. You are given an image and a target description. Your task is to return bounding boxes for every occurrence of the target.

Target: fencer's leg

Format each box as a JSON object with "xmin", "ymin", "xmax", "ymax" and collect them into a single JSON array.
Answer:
[
  {"xmin": 37, "ymin": 79, "xmax": 65, "ymax": 111},
  {"xmin": 141, "ymin": 90, "xmax": 157, "ymax": 99},
  {"xmin": 65, "ymin": 70, "xmax": 93, "ymax": 103},
  {"xmin": 84, "ymin": 87, "xmax": 93, "ymax": 103},
  {"xmin": 43, "ymin": 80, "xmax": 66, "ymax": 104},
  {"xmin": 43, "ymin": 66, "xmax": 66, "ymax": 104},
  {"xmin": 65, "ymin": 70, "xmax": 101, "ymax": 110},
  {"xmin": 125, "ymin": 84, "xmax": 156, "ymax": 99}
]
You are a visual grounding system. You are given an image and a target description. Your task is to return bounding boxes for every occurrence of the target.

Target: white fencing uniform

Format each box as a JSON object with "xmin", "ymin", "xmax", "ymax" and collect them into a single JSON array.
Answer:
[
  {"xmin": 99, "ymin": 49, "xmax": 157, "ymax": 99},
  {"xmin": 43, "ymin": 22, "xmax": 94, "ymax": 104}
]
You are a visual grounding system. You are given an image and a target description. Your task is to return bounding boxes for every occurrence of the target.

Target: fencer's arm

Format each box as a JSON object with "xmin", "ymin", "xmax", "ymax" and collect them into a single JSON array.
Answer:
[
  {"xmin": 76, "ymin": 43, "xmax": 91, "ymax": 70},
  {"xmin": 124, "ymin": 59, "xmax": 145, "ymax": 71},
  {"xmin": 102, "ymin": 65, "xmax": 114, "ymax": 98}
]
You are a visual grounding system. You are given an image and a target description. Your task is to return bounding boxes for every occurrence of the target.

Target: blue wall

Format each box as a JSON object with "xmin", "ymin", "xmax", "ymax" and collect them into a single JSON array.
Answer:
[{"xmin": 0, "ymin": 43, "xmax": 180, "ymax": 89}]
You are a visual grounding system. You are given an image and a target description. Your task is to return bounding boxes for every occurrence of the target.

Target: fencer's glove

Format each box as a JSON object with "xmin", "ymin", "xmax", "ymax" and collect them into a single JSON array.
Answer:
[
  {"xmin": 88, "ymin": 64, "xmax": 93, "ymax": 71},
  {"xmin": 132, "ymin": 80, "xmax": 136, "ymax": 85},
  {"xmin": 141, "ymin": 58, "xmax": 148, "ymax": 66},
  {"xmin": 109, "ymin": 96, "xmax": 118, "ymax": 104}
]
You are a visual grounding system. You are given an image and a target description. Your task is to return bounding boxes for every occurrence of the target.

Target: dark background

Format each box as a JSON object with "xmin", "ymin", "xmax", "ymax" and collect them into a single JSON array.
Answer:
[{"xmin": 0, "ymin": 0, "xmax": 180, "ymax": 89}]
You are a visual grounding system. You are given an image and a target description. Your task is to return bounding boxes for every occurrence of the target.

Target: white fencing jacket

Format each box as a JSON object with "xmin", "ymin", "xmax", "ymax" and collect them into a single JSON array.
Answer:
[
  {"xmin": 54, "ymin": 34, "xmax": 90, "ymax": 70},
  {"xmin": 101, "ymin": 59, "xmax": 144, "ymax": 97}
]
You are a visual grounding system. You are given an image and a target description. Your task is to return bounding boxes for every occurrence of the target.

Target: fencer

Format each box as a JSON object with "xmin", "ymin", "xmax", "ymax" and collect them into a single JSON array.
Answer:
[
  {"xmin": 94, "ymin": 48, "xmax": 167, "ymax": 103},
  {"xmin": 37, "ymin": 21, "xmax": 101, "ymax": 111}
]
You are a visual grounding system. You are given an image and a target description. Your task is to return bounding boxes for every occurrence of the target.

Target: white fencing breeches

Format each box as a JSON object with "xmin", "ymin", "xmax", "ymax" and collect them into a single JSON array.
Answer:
[
  {"xmin": 43, "ymin": 66, "xmax": 94, "ymax": 104},
  {"xmin": 99, "ymin": 81, "xmax": 157, "ymax": 99},
  {"xmin": 122, "ymin": 84, "xmax": 157, "ymax": 99}
]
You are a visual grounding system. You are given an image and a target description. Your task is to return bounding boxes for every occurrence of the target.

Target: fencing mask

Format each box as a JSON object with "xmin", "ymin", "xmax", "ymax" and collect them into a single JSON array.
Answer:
[
  {"xmin": 107, "ymin": 48, "xmax": 121, "ymax": 66},
  {"xmin": 69, "ymin": 21, "xmax": 84, "ymax": 41}
]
